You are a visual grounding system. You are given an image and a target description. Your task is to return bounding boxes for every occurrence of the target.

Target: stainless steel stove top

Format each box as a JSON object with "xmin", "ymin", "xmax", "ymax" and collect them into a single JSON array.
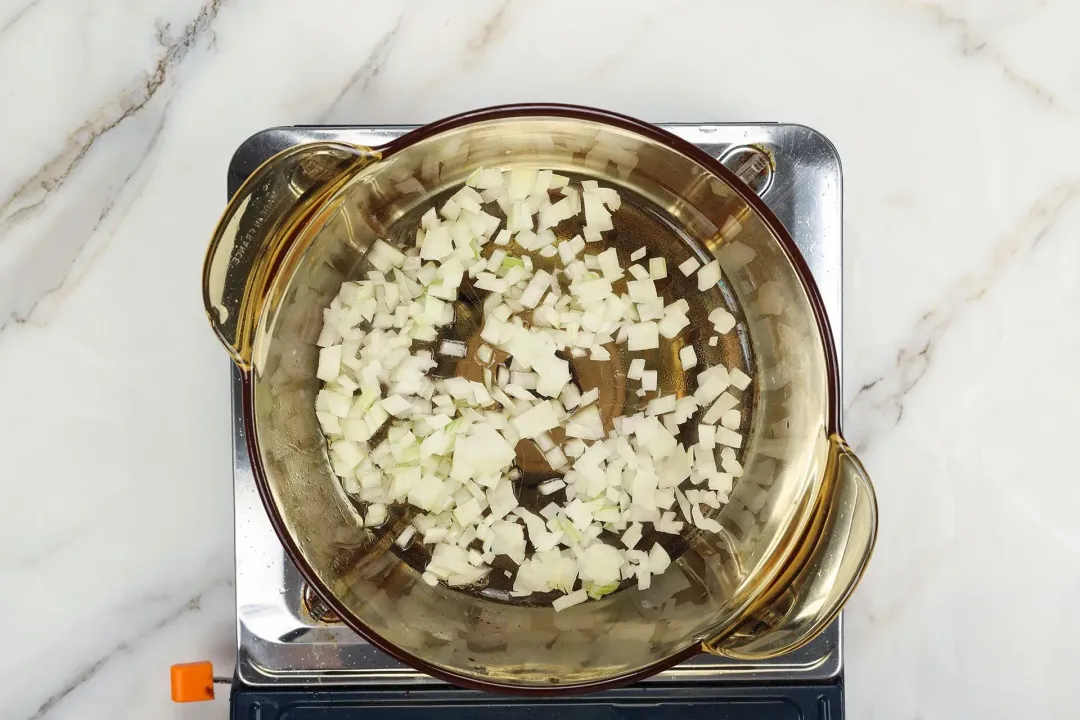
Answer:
[{"xmin": 229, "ymin": 123, "xmax": 844, "ymax": 688}]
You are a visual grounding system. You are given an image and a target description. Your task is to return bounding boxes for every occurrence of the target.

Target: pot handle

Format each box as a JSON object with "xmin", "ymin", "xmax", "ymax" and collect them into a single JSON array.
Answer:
[
  {"xmin": 202, "ymin": 142, "xmax": 380, "ymax": 369},
  {"xmin": 703, "ymin": 435, "xmax": 878, "ymax": 659}
]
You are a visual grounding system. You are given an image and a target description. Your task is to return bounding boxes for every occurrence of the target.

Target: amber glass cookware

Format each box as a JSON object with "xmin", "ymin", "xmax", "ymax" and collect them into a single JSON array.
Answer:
[{"xmin": 202, "ymin": 105, "xmax": 877, "ymax": 693}]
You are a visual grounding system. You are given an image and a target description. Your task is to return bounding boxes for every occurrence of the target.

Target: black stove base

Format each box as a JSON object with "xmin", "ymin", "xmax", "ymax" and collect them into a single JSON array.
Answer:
[{"xmin": 230, "ymin": 681, "xmax": 843, "ymax": 719}]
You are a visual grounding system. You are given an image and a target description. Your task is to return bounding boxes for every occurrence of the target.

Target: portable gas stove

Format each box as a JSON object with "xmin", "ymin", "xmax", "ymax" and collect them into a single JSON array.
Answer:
[{"xmin": 222, "ymin": 122, "xmax": 845, "ymax": 719}]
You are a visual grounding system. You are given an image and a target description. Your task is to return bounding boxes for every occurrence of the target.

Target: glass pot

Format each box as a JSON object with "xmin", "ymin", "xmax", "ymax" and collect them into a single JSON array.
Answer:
[{"xmin": 202, "ymin": 105, "xmax": 877, "ymax": 692}]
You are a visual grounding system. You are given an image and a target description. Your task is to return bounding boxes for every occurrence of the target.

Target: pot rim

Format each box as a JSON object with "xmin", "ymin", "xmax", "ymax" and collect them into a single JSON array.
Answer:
[{"xmin": 240, "ymin": 103, "xmax": 842, "ymax": 694}]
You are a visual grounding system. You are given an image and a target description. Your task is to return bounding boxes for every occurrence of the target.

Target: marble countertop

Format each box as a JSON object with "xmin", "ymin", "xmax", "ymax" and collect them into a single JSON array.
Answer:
[{"xmin": 2, "ymin": 0, "xmax": 1078, "ymax": 718}]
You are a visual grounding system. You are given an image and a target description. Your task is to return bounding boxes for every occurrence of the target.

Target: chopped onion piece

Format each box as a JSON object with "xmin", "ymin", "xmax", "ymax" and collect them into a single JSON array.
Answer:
[
  {"xmin": 649, "ymin": 543, "xmax": 671, "ymax": 573},
  {"xmin": 678, "ymin": 257, "xmax": 701, "ymax": 276},
  {"xmin": 698, "ymin": 364, "xmax": 731, "ymax": 397},
  {"xmin": 578, "ymin": 543, "xmax": 622, "ymax": 586},
  {"xmin": 641, "ymin": 370, "xmax": 657, "ymax": 392},
  {"xmin": 519, "ymin": 269, "xmax": 551, "ymax": 309},
  {"xmin": 553, "ymin": 589, "xmax": 588, "ymax": 611},
  {"xmin": 627, "ymin": 279, "xmax": 657, "ymax": 303},
  {"xmin": 368, "ymin": 239, "xmax": 406, "ymax": 271},
  {"xmin": 649, "ymin": 257, "xmax": 667, "ymax": 279},
  {"xmin": 584, "ymin": 193, "xmax": 613, "ymax": 232},
  {"xmin": 696, "ymin": 260, "xmax": 721, "ymax": 291},
  {"xmin": 721, "ymin": 409, "xmax": 741, "ymax": 430},
  {"xmin": 708, "ymin": 473, "xmax": 734, "ymax": 495},
  {"xmin": 729, "ymin": 367, "xmax": 752, "ymax": 390},
  {"xmin": 657, "ymin": 312, "xmax": 689, "ymax": 339},
  {"xmin": 646, "ymin": 394, "xmax": 677, "ymax": 416},
  {"xmin": 564, "ymin": 438, "xmax": 586, "ymax": 458},
  {"xmin": 674, "ymin": 488, "xmax": 693, "ymax": 524},
  {"xmin": 439, "ymin": 339, "xmax": 467, "ymax": 357},
  {"xmin": 699, "ymin": 424, "xmax": 717, "ymax": 449},
  {"xmin": 560, "ymin": 383, "xmax": 582, "ymax": 410},
  {"xmin": 715, "ymin": 427, "xmax": 743, "ymax": 448},
  {"xmin": 317, "ymin": 346, "xmax": 342, "ymax": 382},
  {"xmin": 630, "ymin": 246, "xmax": 647, "ymax": 261},
  {"xmin": 380, "ymin": 394, "xmax": 413, "ymax": 417},
  {"xmin": 566, "ymin": 404, "xmax": 604, "ymax": 440},
  {"xmin": 626, "ymin": 322, "xmax": 659, "ymax": 351},
  {"xmin": 507, "ymin": 169, "xmax": 538, "ymax": 202},
  {"xmin": 513, "ymin": 401, "xmax": 560, "ymax": 439},
  {"xmin": 692, "ymin": 505, "xmax": 723, "ymax": 533},
  {"xmin": 487, "ymin": 480, "xmax": 518, "ymax": 519},
  {"xmin": 420, "ymin": 227, "xmax": 453, "ymax": 261},
  {"xmin": 454, "ymin": 497, "xmax": 484, "ymax": 526},
  {"xmin": 532, "ymin": 170, "xmax": 554, "ymax": 195},
  {"xmin": 634, "ymin": 416, "xmax": 678, "ymax": 460},
  {"xmin": 471, "ymin": 168, "xmax": 505, "ymax": 190},
  {"xmin": 540, "ymin": 475, "xmax": 566, "ymax": 494},
  {"xmin": 364, "ymin": 502, "xmax": 388, "ymax": 528},
  {"xmin": 679, "ymin": 345, "xmax": 697, "ymax": 370},
  {"xmin": 703, "ymin": 392, "xmax": 739, "ymax": 424},
  {"xmin": 508, "ymin": 203, "xmax": 532, "ymax": 232},
  {"xmin": 396, "ymin": 525, "xmax": 416, "ymax": 548},
  {"xmin": 709, "ymin": 307, "xmax": 736, "ymax": 334},
  {"xmin": 558, "ymin": 235, "xmax": 586, "ymax": 264},
  {"xmin": 597, "ymin": 247, "xmax": 623, "ymax": 280}
]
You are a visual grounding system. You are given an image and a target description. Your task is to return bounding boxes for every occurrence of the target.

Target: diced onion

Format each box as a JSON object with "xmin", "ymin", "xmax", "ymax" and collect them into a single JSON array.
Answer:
[
  {"xmin": 622, "ymin": 522, "xmax": 643, "ymax": 549},
  {"xmin": 396, "ymin": 525, "xmax": 416, "ymax": 548},
  {"xmin": 539, "ymin": 478, "xmax": 567, "ymax": 495},
  {"xmin": 696, "ymin": 260, "xmax": 721, "ymax": 291},
  {"xmin": 649, "ymin": 257, "xmax": 667, "ymax": 279},
  {"xmin": 679, "ymin": 345, "xmax": 697, "ymax": 370},
  {"xmin": 439, "ymin": 339, "xmax": 467, "ymax": 357},
  {"xmin": 317, "ymin": 346, "xmax": 342, "ymax": 382},
  {"xmin": 709, "ymin": 307, "xmax": 736, "ymax": 334},
  {"xmin": 678, "ymin": 257, "xmax": 701, "ymax": 276},
  {"xmin": 553, "ymin": 588, "xmax": 588, "ymax": 611},
  {"xmin": 626, "ymin": 322, "xmax": 659, "ymax": 351},
  {"xmin": 513, "ymin": 401, "xmax": 560, "ymax": 439},
  {"xmin": 729, "ymin": 367, "xmax": 752, "ymax": 390},
  {"xmin": 315, "ymin": 168, "xmax": 748, "ymax": 607},
  {"xmin": 721, "ymin": 409, "xmax": 741, "ymax": 430}
]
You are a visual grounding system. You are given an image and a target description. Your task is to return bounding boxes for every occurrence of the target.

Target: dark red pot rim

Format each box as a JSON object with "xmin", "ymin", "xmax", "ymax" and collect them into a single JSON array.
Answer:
[{"xmin": 238, "ymin": 103, "xmax": 841, "ymax": 694}]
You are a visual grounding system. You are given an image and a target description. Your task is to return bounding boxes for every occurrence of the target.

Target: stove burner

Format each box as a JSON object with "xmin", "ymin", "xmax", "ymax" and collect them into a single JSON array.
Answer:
[{"xmin": 229, "ymin": 123, "xmax": 844, "ymax": 689}]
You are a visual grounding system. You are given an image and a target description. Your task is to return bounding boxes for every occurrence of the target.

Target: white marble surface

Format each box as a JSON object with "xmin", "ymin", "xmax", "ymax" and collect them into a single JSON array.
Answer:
[{"xmin": 2, "ymin": 0, "xmax": 1078, "ymax": 717}]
